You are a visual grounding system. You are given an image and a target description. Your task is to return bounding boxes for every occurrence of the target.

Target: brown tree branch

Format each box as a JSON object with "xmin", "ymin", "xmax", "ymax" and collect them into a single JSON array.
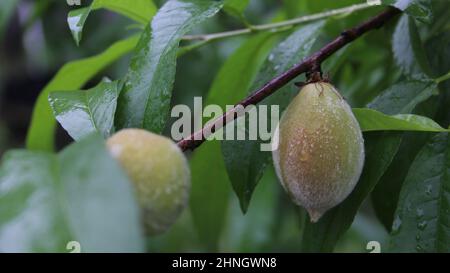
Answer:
[{"xmin": 177, "ymin": 7, "xmax": 401, "ymax": 152}]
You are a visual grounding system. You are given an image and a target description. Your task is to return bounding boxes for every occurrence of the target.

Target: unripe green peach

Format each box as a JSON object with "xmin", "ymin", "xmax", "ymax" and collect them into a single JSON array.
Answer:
[
  {"xmin": 106, "ymin": 129, "xmax": 190, "ymax": 235},
  {"xmin": 272, "ymin": 82, "xmax": 364, "ymax": 222}
]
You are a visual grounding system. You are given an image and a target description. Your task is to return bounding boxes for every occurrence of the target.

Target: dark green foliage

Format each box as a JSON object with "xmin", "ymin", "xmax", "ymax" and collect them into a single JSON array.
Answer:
[{"xmin": 0, "ymin": 0, "xmax": 448, "ymax": 253}]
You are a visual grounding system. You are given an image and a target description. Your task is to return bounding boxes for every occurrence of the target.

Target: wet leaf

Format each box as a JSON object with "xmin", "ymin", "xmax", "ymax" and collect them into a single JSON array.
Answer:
[{"xmin": 49, "ymin": 80, "xmax": 120, "ymax": 141}]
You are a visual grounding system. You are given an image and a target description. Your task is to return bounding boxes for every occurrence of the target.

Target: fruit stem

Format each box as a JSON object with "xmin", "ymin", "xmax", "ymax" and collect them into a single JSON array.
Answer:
[{"xmin": 305, "ymin": 62, "xmax": 324, "ymax": 83}]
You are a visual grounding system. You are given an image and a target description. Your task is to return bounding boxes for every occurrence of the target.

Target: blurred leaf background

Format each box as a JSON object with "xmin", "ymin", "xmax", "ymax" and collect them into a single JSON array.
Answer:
[{"xmin": 0, "ymin": 0, "xmax": 448, "ymax": 252}]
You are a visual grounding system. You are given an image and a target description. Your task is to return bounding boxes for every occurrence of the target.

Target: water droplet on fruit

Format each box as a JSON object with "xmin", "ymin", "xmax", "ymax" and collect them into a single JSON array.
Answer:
[{"xmin": 300, "ymin": 151, "xmax": 309, "ymax": 162}]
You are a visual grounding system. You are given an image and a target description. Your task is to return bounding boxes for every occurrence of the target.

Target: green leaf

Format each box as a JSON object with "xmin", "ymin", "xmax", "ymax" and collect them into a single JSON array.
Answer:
[
  {"xmin": 67, "ymin": 7, "xmax": 91, "ymax": 46},
  {"xmin": 367, "ymin": 80, "xmax": 438, "ymax": 114},
  {"xmin": 68, "ymin": 0, "xmax": 157, "ymax": 45},
  {"xmin": 91, "ymin": 0, "xmax": 157, "ymax": 24},
  {"xmin": 392, "ymin": 15, "xmax": 432, "ymax": 79},
  {"xmin": 115, "ymin": 0, "xmax": 223, "ymax": 133},
  {"xmin": 354, "ymin": 108, "xmax": 449, "ymax": 132},
  {"xmin": 208, "ymin": 33, "xmax": 281, "ymax": 108},
  {"xmin": 406, "ymin": 16, "xmax": 433, "ymax": 77},
  {"xmin": 26, "ymin": 35, "xmax": 139, "ymax": 152},
  {"xmin": 371, "ymin": 97, "xmax": 440, "ymax": 231},
  {"xmin": 300, "ymin": 79, "xmax": 438, "ymax": 252},
  {"xmin": 189, "ymin": 32, "xmax": 278, "ymax": 250},
  {"xmin": 428, "ymin": 1, "xmax": 450, "ymax": 38},
  {"xmin": 390, "ymin": 133, "xmax": 450, "ymax": 252},
  {"xmin": 57, "ymin": 134, "xmax": 144, "ymax": 252},
  {"xmin": 190, "ymin": 141, "xmax": 231, "ymax": 251},
  {"xmin": 0, "ymin": 135, "xmax": 145, "ymax": 252},
  {"xmin": 221, "ymin": 167, "xmax": 281, "ymax": 252},
  {"xmin": 0, "ymin": 0, "xmax": 19, "ymax": 38},
  {"xmin": 372, "ymin": 133, "xmax": 430, "ymax": 231},
  {"xmin": 49, "ymin": 80, "xmax": 120, "ymax": 141},
  {"xmin": 221, "ymin": 21, "xmax": 325, "ymax": 213},
  {"xmin": 425, "ymin": 25, "xmax": 450, "ymax": 128},
  {"xmin": 223, "ymin": 0, "xmax": 250, "ymax": 20},
  {"xmin": 0, "ymin": 151, "xmax": 68, "ymax": 252},
  {"xmin": 282, "ymin": 0, "xmax": 308, "ymax": 19},
  {"xmin": 382, "ymin": 0, "xmax": 432, "ymax": 23},
  {"xmin": 426, "ymin": 29, "xmax": 450, "ymax": 78}
]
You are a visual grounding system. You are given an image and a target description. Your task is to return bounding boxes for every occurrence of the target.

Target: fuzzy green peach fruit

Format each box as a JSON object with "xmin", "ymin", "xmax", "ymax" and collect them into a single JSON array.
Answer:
[
  {"xmin": 106, "ymin": 129, "xmax": 190, "ymax": 235},
  {"xmin": 272, "ymin": 82, "xmax": 364, "ymax": 222}
]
